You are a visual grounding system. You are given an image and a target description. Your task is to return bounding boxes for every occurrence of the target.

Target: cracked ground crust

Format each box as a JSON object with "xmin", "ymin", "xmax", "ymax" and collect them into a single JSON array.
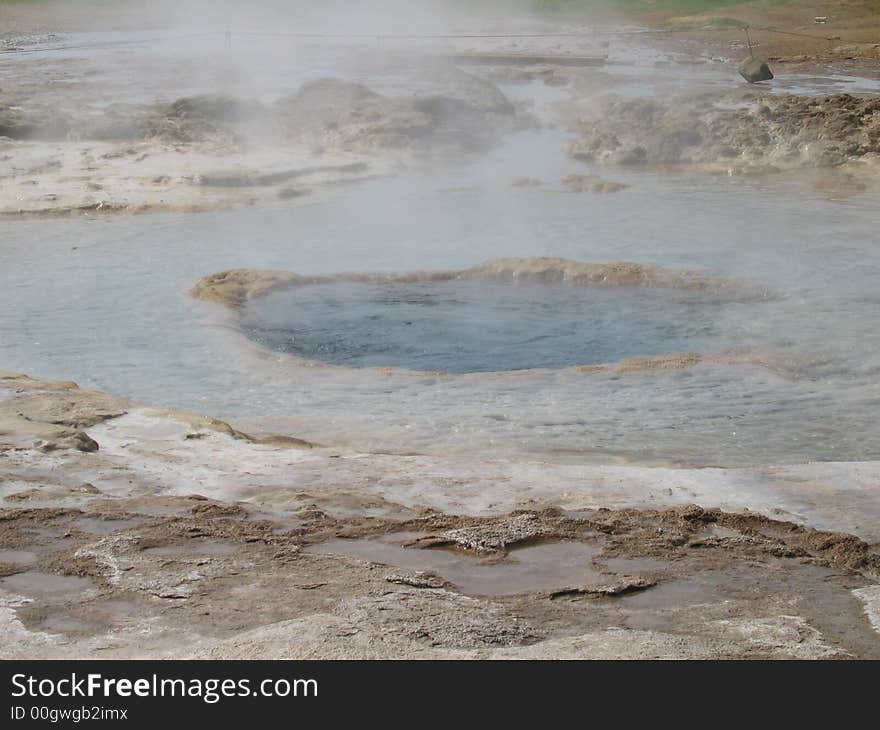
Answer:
[
  {"xmin": 1, "ymin": 372, "xmax": 879, "ymax": 659},
  {"xmin": 1, "ymin": 500, "xmax": 879, "ymax": 659}
]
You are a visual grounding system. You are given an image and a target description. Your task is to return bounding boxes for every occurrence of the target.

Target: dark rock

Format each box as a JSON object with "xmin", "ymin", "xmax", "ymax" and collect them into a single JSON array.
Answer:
[
  {"xmin": 70, "ymin": 431, "xmax": 100, "ymax": 452},
  {"xmin": 739, "ymin": 58, "xmax": 774, "ymax": 83},
  {"xmin": 37, "ymin": 430, "xmax": 99, "ymax": 453}
]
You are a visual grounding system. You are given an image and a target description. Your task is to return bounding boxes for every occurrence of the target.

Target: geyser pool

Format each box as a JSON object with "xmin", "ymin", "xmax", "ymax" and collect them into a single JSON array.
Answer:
[
  {"xmin": 241, "ymin": 280, "xmax": 724, "ymax": 373},
  {"xmin": 2, "ymin": 62, "xmax": 880, "ymax": 466}
]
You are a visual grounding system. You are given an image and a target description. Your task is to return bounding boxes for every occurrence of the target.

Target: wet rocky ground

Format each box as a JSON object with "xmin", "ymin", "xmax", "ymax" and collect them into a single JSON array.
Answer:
[
  {"xmin": 2, "ymin": 372, "xmax": 879, "ymax": 659},
  {"xmin": 2, "ymin": 7, "xmax": 879, "ymax": 218},
  {"xmin": 0, "ymin": 67, "xmax": 526, "ymax": 216},
  {"xmin": 568, "ymin": 91, "xmax": 880, "ymax": 171}
]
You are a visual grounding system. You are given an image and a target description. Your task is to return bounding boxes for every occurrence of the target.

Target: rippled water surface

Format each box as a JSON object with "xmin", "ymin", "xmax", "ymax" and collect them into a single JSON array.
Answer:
[
  {"xmin": 4, "ymin": 143, "xmax": 879, "ymax": 467},
  {"xmin": 242, "ymin": 280, "xmax": 727, "ymax": 373},
  {"xmin": 2, "ymin": 36, "xmax": 880, "ymax": 466}
]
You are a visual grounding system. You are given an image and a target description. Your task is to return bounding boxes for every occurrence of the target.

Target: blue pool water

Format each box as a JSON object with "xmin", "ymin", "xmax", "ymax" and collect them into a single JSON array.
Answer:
[{"xmin": 242, "ymin": 280, "xmax": 724, "ymax": 373}]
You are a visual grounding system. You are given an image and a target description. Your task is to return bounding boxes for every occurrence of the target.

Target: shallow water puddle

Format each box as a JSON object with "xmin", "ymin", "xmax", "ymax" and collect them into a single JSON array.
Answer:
[
  {"xmin": 32, "ymin": 597, "xmax": 146, "ymax": 637},
  {"xmin": 603, "ymin": 561, "xmax": 880, "ymax": 657},
  {"xmin": 36, "ymin": 614, "xmax": 107, "ymax": 635},
  {"xmin": 63, "ymin": 596, "xmax": 140, "ymax": 626},
  {"xmin": 76, "ymin": 516, "xmax": 150, "ymax": 536},
  {"xmin": 0, "ymin": 549, "xmax": 39, "ymax": 565},
  {"xmin": 0, "ymin": 570, "xmax": 94, "ymax": 599},
  {"xmin": 306, "ymin": 536, "xmax": 608, "ymax": 596}
]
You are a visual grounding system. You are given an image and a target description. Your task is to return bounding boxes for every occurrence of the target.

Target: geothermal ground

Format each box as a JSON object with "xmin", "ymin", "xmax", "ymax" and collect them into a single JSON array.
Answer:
[
  {"xmin": 3, "ymin": 372, "xmax": 880, "ymax": 659},
  {"xmin": 2, "ymin": 1, "xmax": 880, "ymax": 659}
]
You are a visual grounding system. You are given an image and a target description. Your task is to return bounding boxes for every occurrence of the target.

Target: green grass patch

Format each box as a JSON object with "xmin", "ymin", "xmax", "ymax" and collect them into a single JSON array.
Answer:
[
  {"xmin": 533, "ymin": 1, "xmax": 784, "ymax": 14},
  {"xmin": 705, "ymin": 16, "xmax": 749, "ymax": 28}
]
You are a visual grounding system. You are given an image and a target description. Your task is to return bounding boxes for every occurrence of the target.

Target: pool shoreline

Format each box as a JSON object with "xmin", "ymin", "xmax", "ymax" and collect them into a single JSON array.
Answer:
[{"xmin": 2, "ymin": 370, "xmax": 880, "ymax": 659}]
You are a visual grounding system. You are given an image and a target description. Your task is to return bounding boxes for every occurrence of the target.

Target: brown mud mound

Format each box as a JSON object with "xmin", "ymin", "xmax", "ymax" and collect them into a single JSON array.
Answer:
[
  {"xmin": 463, "ymin": 257, "xmax": 732, "ymax": 291},
  {"xmin": 275, "ymin": 76, "xmax": 518, "ymax": 154},
  {"xmin": 0, "ymin": 372, "xmax": 130, "ymax": 453},
  {"xmin": 562, "ymin": 174, "xmax": 629, "ymax": 193},
  {"xmin": 146, "ymin": 95, "xmax": 259, "ymax": 146},
  {"xmin": 0, "ymin": 371, "xmax": 314, "ymax": 455},
  {"xmin": 191, "ymin": 257, "xmax": 757, "ymax": 311},
  {"xmin": 0, "ymin": 103, "xmax": 69, "ymax": 141},
  {"xmin": 570, "ymin": 93, "xmax": 880, "ymax": 170},
  {"xmin": 3, "ymin": 74, "xmax": 518, "ymax": 157},
  {"xmin": 189, "ymin": 269, "xmax": 305, "ymax": 309},
  {"xmin": 0, "ymin": 70, "xmax": 520, "ymax": 216}
]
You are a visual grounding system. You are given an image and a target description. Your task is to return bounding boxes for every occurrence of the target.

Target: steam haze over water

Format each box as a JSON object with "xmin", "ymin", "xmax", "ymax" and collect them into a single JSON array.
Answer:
[{"xmin": 2, "ymin": 2, "xmax": 880, "ymax": 467}]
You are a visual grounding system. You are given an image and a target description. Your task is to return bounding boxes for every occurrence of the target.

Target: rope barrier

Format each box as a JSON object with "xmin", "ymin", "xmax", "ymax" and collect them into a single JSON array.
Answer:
[{"xmin": 755, "ymin": 26, "xmax": 839, "ymax": 42}]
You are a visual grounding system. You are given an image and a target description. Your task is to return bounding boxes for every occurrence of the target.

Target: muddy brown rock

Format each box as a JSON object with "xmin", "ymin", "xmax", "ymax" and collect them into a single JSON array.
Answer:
[
  {"xmin": 275, "ymin": 76, "xmax": 517, "ymax": 155},
  {"xmin": 0, "ymin": 69, "xmax": 520, "ymax": 217},
  {"xmin": 189, "ymin": 269, "xmax": 304, "ymax": 308},
  {"xmin": 570, "ymin": 93, "xmax": 880, "ymax": 170},
  {"xmin": 417, "ymin": 513, "xmax": 548, "ymax": 554},
  {"xmin": 545, "ymin": 578, "xmax": 657, "ymax": 599},
  {"xmin": 147, "ymin": 95, "xmax": 253, "ymax": 145},
  {"xmin": 0, "ymin": 562, "xmax": 26, "ymax": 577},
  {"xmin": 0, "ymin": 374, "xmax": 125, "ymax": 453},
  {"xmin": 384, "ymin": 571, "xmax": 451, "ymax": 589},
  {"xmin": 562, "ymin": 174, "xmax": 629, "ymax": 193},
  {"xmin": 38, "ymin": 431, "xmax": 99, "ymax": 453},
  {"xmin": 0, "ymin": 371, "xmax": 314, "ymax": 453},
  {"xmin": 739, "ymin": 58, "xmax": 774, "ymax": 83}
]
